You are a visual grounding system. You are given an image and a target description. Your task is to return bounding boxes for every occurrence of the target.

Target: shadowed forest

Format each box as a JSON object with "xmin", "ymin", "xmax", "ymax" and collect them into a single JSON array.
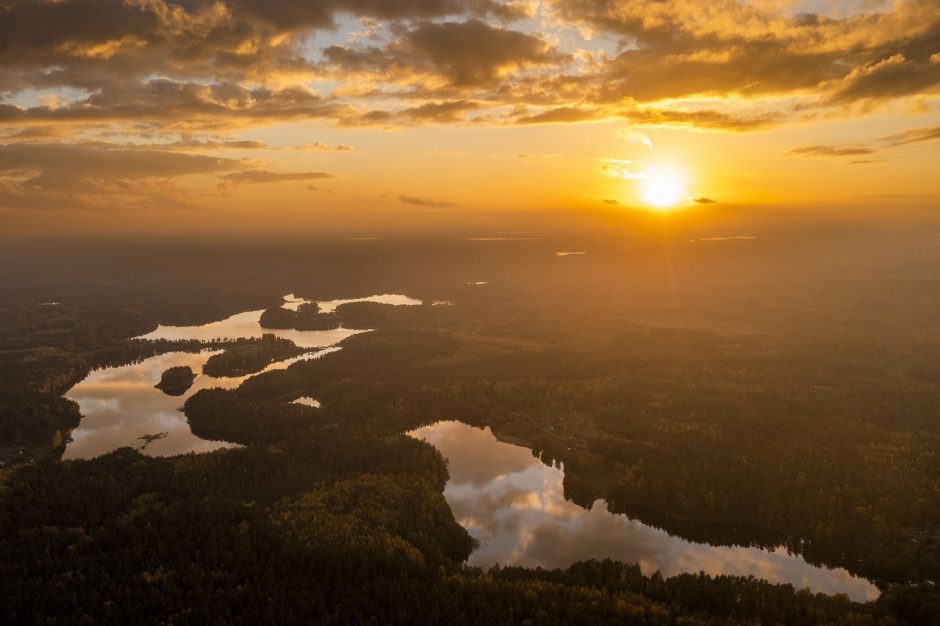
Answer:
[{"xmin": 1, "ymin": 217, "xmax": 939, "ymax": 624}]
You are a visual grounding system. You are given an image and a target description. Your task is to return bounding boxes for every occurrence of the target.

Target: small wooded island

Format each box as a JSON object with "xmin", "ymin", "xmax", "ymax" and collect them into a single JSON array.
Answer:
[
  {"xmin": 260, "ymin": 302, "xmax": 341, "ymax": 331},
  {"xmin": 202, "ymin": 334, "xmax": 308, "ymax": 378},
  {"xmin": 154, "ymin": 366, "xmax": 195, "ymax": 396}
]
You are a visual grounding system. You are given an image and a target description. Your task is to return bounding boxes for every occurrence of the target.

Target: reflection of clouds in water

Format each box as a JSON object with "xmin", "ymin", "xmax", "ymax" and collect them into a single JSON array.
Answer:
[
  {"xmin": 414, "ymin": 421, "xmax": 536, "ymax": 488},
  {"xmin": 136, "ymin": 294, "xmax": 421, "ymax": 347},
  {"xmin": 66, "ymin": 294, "xmax": 421, "ymax": 460},
  {"xmin": 73, "ymin": 397, "xmax": 119, "ymax": 413},
  {"xmin": 64, "ymin": 351, "xmax": 236, "ymax": 460},
  {"xmin": 282, "ymin": 294, "xmax": 306, "ymax": 311},
  {"xmin": 409, "ymin": 421, "xmax": 879, "ymax": 602},
  {"xmin": 317, "ymin": 293, "xmax": 422, "ymax": 314},
  {"xmin": 64, "ymin": 346, "xmax": 334, "ymax": 460},
  {"xmin": 137, "ymin": 310, "xmax": 364, "ymax": 349}
]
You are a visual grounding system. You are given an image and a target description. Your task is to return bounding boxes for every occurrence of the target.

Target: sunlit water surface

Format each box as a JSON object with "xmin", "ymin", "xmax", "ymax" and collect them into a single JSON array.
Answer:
[
  {"xmin": 62, "ymin": 294, "xmax": 879, "ymax": 602},
  {"xmin": 63, "ymin": 294, "xmax": 421, "ymax": 459},
  {"xmin": 409, "ymin": 421, "xmax": 879, "ymax": 602}
]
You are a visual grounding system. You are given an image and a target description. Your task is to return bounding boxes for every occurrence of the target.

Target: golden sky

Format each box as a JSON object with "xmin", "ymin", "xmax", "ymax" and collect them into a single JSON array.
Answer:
[{"xmin": 1, "ymin": 0, "xmax": 938, "ymax": 233}]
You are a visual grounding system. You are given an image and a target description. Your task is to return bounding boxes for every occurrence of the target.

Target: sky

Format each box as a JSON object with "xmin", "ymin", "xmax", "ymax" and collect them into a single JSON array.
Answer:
[{"xmin": 0, "ymin": 0, "xmax": 938, "ymax": 234}]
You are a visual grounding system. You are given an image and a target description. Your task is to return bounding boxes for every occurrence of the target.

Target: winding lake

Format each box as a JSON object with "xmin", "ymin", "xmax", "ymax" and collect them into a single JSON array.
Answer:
[
  {"xmin": 61, "ymin": 295, "xmax": 879, "ymax": 602},
  {"xmin": 63, "ymin": 294, "xmax": 421, "ymax": 459},
  {"xmin": 409, "ymin": 421, "xmax": 879, "ymax": 602}
]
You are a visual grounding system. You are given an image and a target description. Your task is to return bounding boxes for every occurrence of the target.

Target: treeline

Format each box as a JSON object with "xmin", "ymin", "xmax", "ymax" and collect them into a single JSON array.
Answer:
[
  {"xmin": 0, "ymin": 431, "xmax": 469, "ymax": 625},
  {"xmin": 183, "ymin": 388, "xmax": 318, "ymax": 444},
  {"xmin": 260, "ymin": 302, "xmax": 340, "ymax": 331}
]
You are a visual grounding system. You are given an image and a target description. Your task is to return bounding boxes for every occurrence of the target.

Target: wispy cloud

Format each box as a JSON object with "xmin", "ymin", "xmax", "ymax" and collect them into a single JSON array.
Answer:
[
  {"xmin": 597, "ymin": 158, "xmax": 646, "ymax": 180},
  {"xmin": 221, "ymin": 171, "xmax": 335, "ymax": 186},
  {"xmin": 788, "ymin": 145, "xmax": 875, "ymax": 157},
  {"xmin": 517, "ymin": 152, "xmax": 562, "ymax": 161},
  {"xmin": 399, "ymin": 195, "xmax": 460, "ymax": 208},
  {"xmin": 0, "ymin": 141, "xmax": 240, "ymax": 211},
  {"xmin": 881, "ymin": 125, "xmax": 940, "ymax": 146},
  {"xmin": 617, "ymin": 130, "xmax": 653, "ymax": 149},
  {"xmin": 302, "ymin": 142, "xmax": 356, "ymax": 152}
]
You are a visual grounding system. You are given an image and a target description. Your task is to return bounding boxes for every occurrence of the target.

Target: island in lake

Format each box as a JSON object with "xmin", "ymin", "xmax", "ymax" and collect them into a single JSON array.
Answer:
[{"xmin": 154, "ymin": 365, "xmax": 196, "ymax": 396}]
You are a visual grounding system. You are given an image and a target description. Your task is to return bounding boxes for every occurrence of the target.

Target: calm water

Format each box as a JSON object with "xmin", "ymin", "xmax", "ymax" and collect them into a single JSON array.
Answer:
[
  {"xmin": 64, "ymin": 294, "xmax": 421, "ymax": 459},
  {"xmin": 62, "ymin": 295, "xmax": 879, "ymax": 601},
  {"xmin": 292, "ymin": 396, "xmax": 321, "ymax": 408},
  {"xmin": 409, "ymin": 421, "xmax": 879, "ymax": 602}
]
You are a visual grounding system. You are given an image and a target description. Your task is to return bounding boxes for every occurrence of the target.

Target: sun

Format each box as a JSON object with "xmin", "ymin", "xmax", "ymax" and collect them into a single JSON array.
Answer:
[{"xmin": 639, "ymin": 167, "xmax": 687, "ymax": 209}]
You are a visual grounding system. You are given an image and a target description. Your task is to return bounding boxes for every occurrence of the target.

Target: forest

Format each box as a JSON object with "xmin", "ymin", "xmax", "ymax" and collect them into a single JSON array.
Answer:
[
  {"xmin": 201, "ymin": 335, "xmax": 309, "ymax": 378},
  {"xmin": 0, "ymin": 233, "xmax": 938, "ymax": 624}
]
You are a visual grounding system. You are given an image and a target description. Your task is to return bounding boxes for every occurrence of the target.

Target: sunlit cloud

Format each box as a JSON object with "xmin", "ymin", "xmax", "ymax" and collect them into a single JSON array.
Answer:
[
  {"xmin": 1, "ymin": 0, "xmax": 938, "ymax": 216},
  {"xmin": 597, "ymin": 158, "xmax": 647, "ymax": 180},
  {"xmin": 302, "ymin": 142, "xmax": 356, "ymax": 152},
  {"xmin": 617, "ymin": 129, "xmax": 653, "ymax": 149},
  {"xmin": 788, "ymin": 145, "xmax": 876, "ymax": 157}
]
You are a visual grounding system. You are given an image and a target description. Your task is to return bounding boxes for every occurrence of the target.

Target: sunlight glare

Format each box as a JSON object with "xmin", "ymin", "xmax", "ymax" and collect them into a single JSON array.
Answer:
[{"xmin": 640, "ymin": 167, "xmax": 687, "ymax": 209}]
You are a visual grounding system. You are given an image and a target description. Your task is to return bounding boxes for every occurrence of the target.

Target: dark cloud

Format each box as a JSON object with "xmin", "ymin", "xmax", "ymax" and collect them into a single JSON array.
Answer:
[
  {"xmin": 626, "ymin": 108, "xmax": 782, "ymax": 131},
  {"xmin": 593, "ymin": 45, "xmax": 845, "ymax": 105},
  {"xmin": 0, "ymin": 0, "xmax": 528, "ymax": 93},
  {"xmin": 0, "ymin": 0, "xmax": 937, "ymax": 156},
  {"xmin": 136, "ymin": 138, "xmax": 271, "ymax": 151},
  {"xmin": 404, "ymin": 20, "xmax": 560, "ymax": 86},
  {"xmin": 0, "ymin": 142, "xmax": 239, "ymax": 190},
  {"xmin": 341, "ymin": 100, "xmax": 481, "ymax": 126},
  {"xmin": 0, "ymin": 80, "xmax": 348, "ymax": 129},
  {"xmin": 402, "ymin": 99, "xmax": 482, "ymax": 122},
  {"xmin": 172, "ymin": 138, "xmax": 268, "ymax": 150},
  {"xmin": 693, "ymin": 197, "xmax": 717, "ymax": 204},
  {"xmin": 399, "ymin": 195, "xmax": 459, "ymax": 208},
  {"xmin": 0, "ymin": 141, "xmax": 241, "ymax": 210},
  {"xmin": 824, "ymin": 54, "xmax": 940, "ymax": 105},
  {"xmin": 323, "ymin": 20, "xmax": 561, "ymax": 89},
  {"xmin": 513, "ymin": 107, "xmax": 600, "ymax": 125}
]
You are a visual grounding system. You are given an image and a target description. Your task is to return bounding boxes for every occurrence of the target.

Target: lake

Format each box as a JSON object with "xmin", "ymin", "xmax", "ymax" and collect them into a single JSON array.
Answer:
[
  {"xmin": 61, "ymin": 294, "xmax": 879, "ymax": 602},
  {"xmin": 410, "ymin": 420, "xmax": 879, "ymax": 602},
  {"xmin": 63, "ymin": 294, "xmax": 420, "ymax": 458}
]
